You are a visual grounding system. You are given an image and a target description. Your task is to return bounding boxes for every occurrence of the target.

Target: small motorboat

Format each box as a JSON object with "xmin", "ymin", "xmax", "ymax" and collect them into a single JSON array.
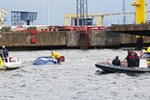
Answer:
[
  {"xmin": 95, "ymin": 52, "xmax": 150, "ymax": 74},
  {"xmin": 0, "ymin": 57, "xmax": 22, "ymax": 70},
  {"xmin": 95, "ymin": 62, "xmax": 150, "ymax": 74},
  {"xmin": 33, "ymin": 56, "xmax": 65, "ymax": 65},
  {"xmin": 0, "ymin": 50, "xmax": 22, "ymax": 70}
]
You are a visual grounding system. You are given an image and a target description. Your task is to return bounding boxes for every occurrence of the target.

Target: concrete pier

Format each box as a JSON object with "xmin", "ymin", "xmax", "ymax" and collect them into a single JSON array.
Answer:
[
  {"xmin": 0, "ymin": 26, "xmax": 150, "ymax": 49},
  {"xmin": 107, "ymin": 24, "xmax": 150, "ymax": 48}
]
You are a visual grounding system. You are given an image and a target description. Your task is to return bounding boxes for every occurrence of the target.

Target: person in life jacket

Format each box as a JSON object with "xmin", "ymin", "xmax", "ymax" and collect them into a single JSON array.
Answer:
[
  {"xmin": 129, "ymin": 51, "xmax": 137, "ymax": 67},
  {"xmin": 147, "ymin": 46, "xmax": 150, "ymax": 53},
  {"xmin": 148, "ymin": 59, "xmax": 150, "ymax": 67},
  {"xmin": 145, "ymin": 46, "xmax": 150, "ymax": 67},
  {"xmin": 0, "ymin": 56, "xmax": 4, "ymax": 67},
  {"xmin": 1, "ymin": 46, "xmax": 8, "ymax": 62},
  {"xmin": 125, "ymin": 50, "xmax": 137, "ymax": 67},
  {"xmin": 51, "ymin": 51, "xmax": 61, "ymax": 63}
]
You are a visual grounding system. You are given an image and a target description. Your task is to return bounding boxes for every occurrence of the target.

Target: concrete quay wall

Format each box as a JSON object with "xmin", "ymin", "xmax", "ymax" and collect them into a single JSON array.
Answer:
[
  {"xmin": 0, "ymin": 31, "xmax": 66, "ymax": 47},
  {"xmin": 0, "ymin": 28, "xmax": 150, "ymax": 48},
  {"xmin": 107, "ymin": 23, "xmax": 150, "ymax": 44},
  {"xmin": 88, "ymin": 30, "xmax": 120, "ymax": 46},
  {"xmin": 120, "ymin": 34, "xmax": 150, "ymax": 44}
]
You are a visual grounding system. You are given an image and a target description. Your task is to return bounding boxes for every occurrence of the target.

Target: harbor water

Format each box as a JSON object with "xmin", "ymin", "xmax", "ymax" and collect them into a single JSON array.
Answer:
[{"xmin": 0, "ymin": 49, "xmax": 150, "ymax": 100}]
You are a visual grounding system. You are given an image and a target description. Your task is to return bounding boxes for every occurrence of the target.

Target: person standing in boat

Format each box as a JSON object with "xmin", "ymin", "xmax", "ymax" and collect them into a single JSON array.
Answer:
[
  {"xmin": 129, "ymin": 51, "xmax": 137, "ymax": 67},
  {"xmin": 125, "ymin": 50, "xmax": 131, "ymax": 67},
  {"xmin": 1, "ymin": 46, "xmax": 8, "ymax": 62},
  {"xmin": 134, "ymin": 53, "xmax": 139, "ymax": 67},
  {"xmin": 51, "ymin": 51, "xmax": 61, "ymax": 63},
  {"xmin": 147, "ymin": 47, "xmax": 150, "ymax": 67},
  {"xmin": 112, "ymin": 56, "xmax": 121, "ymax": 66},
  {"xmin": 125, "ymin": 50, "xmax": 137, "ymax": 67}
]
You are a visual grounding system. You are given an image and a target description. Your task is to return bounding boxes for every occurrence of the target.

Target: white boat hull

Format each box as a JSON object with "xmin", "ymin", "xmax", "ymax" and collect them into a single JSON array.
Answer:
[{"xmin": 0, "ymin": 57, "xmax": 22, "ymax": 70}]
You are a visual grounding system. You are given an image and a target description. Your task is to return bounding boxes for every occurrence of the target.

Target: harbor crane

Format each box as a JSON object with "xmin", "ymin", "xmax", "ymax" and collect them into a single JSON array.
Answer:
[
  {"xmin": 64, "ymin": 11, "xmax": 150, "ymax": 26},
  {"xmin": 65, "ymin": 0, "xmax": 149, "ymax": 27},
  {"xmin": 76, "ymin": 0, "xmax": 88, "ymax": 26},
  {"xmin": 132, "ymin": 0, "xmax": 147, "ymax": 49}
]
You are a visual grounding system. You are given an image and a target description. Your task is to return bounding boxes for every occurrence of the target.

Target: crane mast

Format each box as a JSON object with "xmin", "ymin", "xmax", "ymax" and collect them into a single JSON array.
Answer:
[
  {"xmin": 76, "ymin": 0, "xmax": 88, "ymax": 26},
  {"xmin": 132, "ymin": 0, "xmax": 146, "ymax": 49},
  {"xmin": 122, "ymin": 0, "xmax": 126, "ymax": 24}
]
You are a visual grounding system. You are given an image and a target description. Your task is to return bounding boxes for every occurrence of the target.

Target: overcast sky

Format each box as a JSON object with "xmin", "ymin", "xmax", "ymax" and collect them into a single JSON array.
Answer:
[{"xmin": 1, "ymin": 0, "xmax": 150, "ymax": 26}]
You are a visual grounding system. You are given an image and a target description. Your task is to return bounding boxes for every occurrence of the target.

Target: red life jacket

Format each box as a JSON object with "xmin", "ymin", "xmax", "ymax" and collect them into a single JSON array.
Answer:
[{"xmin": 129, "ymin": 52, "xmax": 136, "ymax": 59}]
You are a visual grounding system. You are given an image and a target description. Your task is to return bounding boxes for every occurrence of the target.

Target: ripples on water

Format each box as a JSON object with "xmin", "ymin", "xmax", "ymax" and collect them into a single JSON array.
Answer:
[{"xmin": 0, "ymin": 49, "xmax": 150, "ymax": 100}]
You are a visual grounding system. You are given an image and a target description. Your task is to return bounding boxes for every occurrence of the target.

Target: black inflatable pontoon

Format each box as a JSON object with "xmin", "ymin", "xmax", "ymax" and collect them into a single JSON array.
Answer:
[{"xmin": 95, "ymin": 62, "xmax": 150, "ymax": 74}]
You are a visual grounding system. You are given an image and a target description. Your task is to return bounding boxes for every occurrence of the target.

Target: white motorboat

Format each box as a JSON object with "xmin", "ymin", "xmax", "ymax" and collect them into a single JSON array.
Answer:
[
  {"xmin": 0, "ymin": 51, "xmax": 22, "ymax": 70},
  {"xmin": 4, "ymin": 57, "xmax": 22, "ymax": 70}
]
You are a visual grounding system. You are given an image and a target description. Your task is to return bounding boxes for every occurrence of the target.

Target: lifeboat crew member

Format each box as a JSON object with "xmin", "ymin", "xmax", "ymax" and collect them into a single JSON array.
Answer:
[
  {"xmin": 125, "ymin": 50, "xmax": 137, "ymax": 67},
  {"xmin": 147, "ymin": 47, "xmax": 150, "ymax": 67},
  {"xmin": 1, "ymin": 46, "xmax": 8, "ymax": 62},
  {"xmin": 129, "ymin": 51, "xmax": 137, "ymax": 67},
  {"xmin": 134, "ymin": 53, "xmax": 139, "ymax": 67},
  {"xmin": 0, "ymin": 57, "xmax": 4, "ymax": 67},
  {"xmin": 125, "ymin": 50, "xmax": 131, "ymax": 67},
  {"xmin": 147, "ymin": 46, "xmax": 150, "ymax": 53},
  {"xmin": 51, "ymin": 51, "xmax": 61, "ymax": 63},
  {"xmin": 112, "ymin": 56, "xmax": 121, "ymax": 66}
]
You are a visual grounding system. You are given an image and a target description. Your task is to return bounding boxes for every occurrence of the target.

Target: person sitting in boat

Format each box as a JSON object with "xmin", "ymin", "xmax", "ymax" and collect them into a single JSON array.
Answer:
[
  {"xmin": 112, "ymin": 56, "xmax": 121, "ymax": 66},
  {"xmin": 51, "ymin": 51, "xmax": 61, "ymax": 63},
  {"xmin": 1, "ymin": 46, "xmax": 8, "ymax": 62}
]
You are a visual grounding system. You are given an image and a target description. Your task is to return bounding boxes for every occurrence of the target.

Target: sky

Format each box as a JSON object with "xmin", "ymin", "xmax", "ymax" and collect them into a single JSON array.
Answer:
[{"xmin": 0, "ymin": 0, "xmax": 150, "ymax": 26}]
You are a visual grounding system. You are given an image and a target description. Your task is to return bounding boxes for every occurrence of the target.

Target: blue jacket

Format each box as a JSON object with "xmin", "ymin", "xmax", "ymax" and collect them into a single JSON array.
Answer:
[{"xmin": 2, "ymin": 48, "xmax": 8, "ymax": 58}]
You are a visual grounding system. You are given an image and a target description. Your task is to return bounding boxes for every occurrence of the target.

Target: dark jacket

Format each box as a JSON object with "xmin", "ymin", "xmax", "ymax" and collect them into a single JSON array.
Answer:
[
  {"xmin": 125, "ymin": 51, "xmax": 137, "ymax": 67},
  {"xmin": 2, "ymin": 48, "xmax": 8, "ymax": 58},
  {"xmin": 134, "ymin": 54, "xmax": 139, "ymax": 67},
  {"xmin": 112, "ymin": 57, "xmax": 121, "ymax": 66}
]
